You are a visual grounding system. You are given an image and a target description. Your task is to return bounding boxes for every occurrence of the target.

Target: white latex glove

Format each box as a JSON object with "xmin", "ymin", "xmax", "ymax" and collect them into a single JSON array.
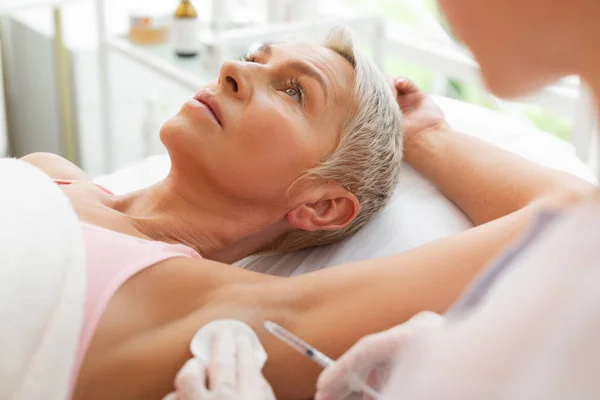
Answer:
[
  {"xmin": 315, "ymin": 311, "xmax": 445, "ymax": 400},
  {"xmin": 163, "ymin": 329, "xmax": 275, "ymax": 400}
]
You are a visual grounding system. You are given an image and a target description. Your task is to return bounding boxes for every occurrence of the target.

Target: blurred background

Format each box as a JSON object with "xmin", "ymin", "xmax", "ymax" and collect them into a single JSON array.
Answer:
[{"xmin": 0, "ymin": 0, "xmax": 596, "ymax": 177}]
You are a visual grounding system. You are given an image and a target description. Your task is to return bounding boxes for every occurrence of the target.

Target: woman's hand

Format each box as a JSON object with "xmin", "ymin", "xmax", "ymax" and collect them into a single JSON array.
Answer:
[
  {"xmin": 163, "ymin": 330, "xmax": 275, "ymax": 400},
  {"xmin": 315, "ymin": 311, "xmax": 445, "ymax": 400},
  {"xmin": 391, "ymin": 78, "xmax": 449, "ymax": 147}
]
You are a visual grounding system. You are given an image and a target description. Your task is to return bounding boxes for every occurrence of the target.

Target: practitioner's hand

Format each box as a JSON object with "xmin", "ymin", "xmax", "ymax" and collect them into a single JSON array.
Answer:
[
  {"xmin": 315, "ymin": 311, "xmax": 445, "ymax": 400},
  {"xmin": 392, "ymin": 77, "xmax": 449, "ymax": 146},
  {"xmin": 163, "ymin": 330, "xmax": 275, "ymax": 400}
]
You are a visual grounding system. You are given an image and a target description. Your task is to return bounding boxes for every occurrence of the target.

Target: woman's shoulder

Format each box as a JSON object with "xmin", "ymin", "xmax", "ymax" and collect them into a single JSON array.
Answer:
[{"xmin": 20, "ymin": 152, "xmax": 90, "ymax": 181}]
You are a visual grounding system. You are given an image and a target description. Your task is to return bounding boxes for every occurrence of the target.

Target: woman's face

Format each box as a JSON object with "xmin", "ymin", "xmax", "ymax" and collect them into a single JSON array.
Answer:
[
  {"xmin": 438, "ymin": 0, "xmax": 582, "ymax": 98},
  {"xmin": 161, "ymin": 43, "xmax": 355, "ymax": 211}
]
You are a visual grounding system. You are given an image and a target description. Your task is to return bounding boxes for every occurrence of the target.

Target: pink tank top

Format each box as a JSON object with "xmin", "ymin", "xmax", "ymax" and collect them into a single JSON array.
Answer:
[
  {"xmin": 69, "ymin": 223, "xmax": 202, "ymax": 397},
  {"xmin": 52, "ymin": 178, "xmax": 202, "ymax": 396}
]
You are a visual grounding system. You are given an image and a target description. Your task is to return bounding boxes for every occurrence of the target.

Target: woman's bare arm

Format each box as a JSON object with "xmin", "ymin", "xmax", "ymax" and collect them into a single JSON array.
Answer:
[
  {"xmin": 407, "ymin": 127, "xmax": 590, "ymax": 225},
  {"xmin": 395, "ymin": 79, "xmax": 592, "ymax": 226}
]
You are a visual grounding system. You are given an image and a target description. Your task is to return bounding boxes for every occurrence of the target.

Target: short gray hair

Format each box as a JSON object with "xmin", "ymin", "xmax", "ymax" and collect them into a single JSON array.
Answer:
[{"xmin": 271, "ymin": 26, "xmax": 403, "ymax": 252}]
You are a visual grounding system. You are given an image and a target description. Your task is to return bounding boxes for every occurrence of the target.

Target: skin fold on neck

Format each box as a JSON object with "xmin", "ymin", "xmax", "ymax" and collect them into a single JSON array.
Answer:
[{"xmin": 109, "ymin": 176, "xmax": 291, "ymax": 263}]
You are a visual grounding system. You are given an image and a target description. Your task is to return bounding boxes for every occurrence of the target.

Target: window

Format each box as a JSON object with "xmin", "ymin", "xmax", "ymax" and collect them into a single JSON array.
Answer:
[{"xmin": 339, "ymin": 0, "xmax": 575, "ymax": 140}]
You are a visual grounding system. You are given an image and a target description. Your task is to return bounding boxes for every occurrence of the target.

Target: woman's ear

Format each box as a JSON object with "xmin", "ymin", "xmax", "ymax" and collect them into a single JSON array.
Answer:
[{"xmin": 286, "ymin": 188, "xmax": 360, "ymax": 232}]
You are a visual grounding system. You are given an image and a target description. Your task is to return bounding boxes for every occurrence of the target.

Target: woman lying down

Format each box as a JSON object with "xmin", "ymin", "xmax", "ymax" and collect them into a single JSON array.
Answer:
[{"xmin": 22, "ymin": 27, "xmax": 593, "ymax": 399}]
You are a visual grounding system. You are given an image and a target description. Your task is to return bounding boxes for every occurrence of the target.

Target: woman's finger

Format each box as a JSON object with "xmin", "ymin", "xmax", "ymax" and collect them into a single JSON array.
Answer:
[{"xmin": 395, "ymin": 77, "xmax": 420, "ymax": 96}]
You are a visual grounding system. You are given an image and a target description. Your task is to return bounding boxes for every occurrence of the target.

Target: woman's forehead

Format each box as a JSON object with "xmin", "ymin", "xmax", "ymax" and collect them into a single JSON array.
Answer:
[{"xmin": 269, "ymin": 43, "xmax": 354, "ymax": 72}]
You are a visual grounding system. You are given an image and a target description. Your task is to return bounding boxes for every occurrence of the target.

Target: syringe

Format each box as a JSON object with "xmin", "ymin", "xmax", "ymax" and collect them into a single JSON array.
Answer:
[
  {"xmin": 264, "ymin": 320, "xmax": 334, "ymax": 368},
  {"xmin": 264, "ymin": 320, "xmax": 381, "ymax": 399}
]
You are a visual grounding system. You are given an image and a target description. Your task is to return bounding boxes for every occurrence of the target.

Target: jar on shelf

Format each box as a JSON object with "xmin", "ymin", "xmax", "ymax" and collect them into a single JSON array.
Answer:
[{"xmin": 128, "ymin": 12, "xmax": 171, "ymax": 45}]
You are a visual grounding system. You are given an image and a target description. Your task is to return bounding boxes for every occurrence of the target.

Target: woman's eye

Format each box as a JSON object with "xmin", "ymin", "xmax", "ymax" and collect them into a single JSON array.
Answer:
[{"xmin": 284, "ymin": 87, "xmax": 301, "ymax": 102}]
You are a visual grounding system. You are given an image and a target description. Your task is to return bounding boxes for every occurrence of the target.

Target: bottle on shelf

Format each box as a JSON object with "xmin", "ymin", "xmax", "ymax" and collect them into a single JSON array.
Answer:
[{"xmin": 172, "ymin": 0, "xmax": 200, "ymax": 58}]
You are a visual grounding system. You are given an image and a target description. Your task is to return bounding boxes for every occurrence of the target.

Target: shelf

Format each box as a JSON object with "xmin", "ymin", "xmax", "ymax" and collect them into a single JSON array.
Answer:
[
  {"xmin": 104, "ymin": 13, "xmax": 384, "ymax": 92},
  {"xmin": 107, "ymin": 38, "xmax": 212, "ymax": 91}
]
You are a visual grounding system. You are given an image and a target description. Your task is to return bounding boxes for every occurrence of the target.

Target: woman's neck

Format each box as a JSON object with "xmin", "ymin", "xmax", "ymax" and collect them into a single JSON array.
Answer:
[{"xmin": 111, "ymin": 177, "xmax": 288, "ymax": 263}]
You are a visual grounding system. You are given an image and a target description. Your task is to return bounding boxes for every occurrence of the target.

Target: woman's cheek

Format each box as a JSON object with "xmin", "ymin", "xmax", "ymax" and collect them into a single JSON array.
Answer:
[{"xmin": 242, "ymin": 105, "xmax": 302, "ymax": 150}]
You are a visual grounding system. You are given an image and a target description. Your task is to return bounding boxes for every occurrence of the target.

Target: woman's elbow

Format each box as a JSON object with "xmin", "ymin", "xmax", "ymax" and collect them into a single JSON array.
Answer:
[{"xmin": 535, "ymin": 178, "xmax": 596, "ymax": 210}]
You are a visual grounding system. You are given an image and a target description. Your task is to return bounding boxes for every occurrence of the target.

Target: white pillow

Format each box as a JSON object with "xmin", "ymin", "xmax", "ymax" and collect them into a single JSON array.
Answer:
[{"xmin": 95, "ymin": 96, "xmax": 597, "ymax": 276}]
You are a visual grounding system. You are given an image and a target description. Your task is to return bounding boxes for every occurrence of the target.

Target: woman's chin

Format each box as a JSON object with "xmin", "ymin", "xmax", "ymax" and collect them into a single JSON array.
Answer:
[{"xmin": 160, "ymin": 115, "xmax": 210, "ymax": 155}]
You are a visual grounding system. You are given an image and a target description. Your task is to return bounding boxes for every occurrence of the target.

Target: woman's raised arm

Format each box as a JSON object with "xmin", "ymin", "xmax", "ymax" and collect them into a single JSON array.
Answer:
[{"xmin": 395, "ymin": 79, "xmax": 592, "ymax": 225}]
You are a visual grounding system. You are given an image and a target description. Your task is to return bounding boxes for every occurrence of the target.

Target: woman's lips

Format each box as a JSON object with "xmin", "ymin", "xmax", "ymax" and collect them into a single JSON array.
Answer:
[{"xmin": 192, "ymin": 92, "xmax": 223, "ymax": 127}]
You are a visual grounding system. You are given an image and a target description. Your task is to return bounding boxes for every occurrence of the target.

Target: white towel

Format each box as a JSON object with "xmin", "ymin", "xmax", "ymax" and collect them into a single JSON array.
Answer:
[{"xmin": 0, "ymin": 159, "xmax": 85, "ymax": 400}]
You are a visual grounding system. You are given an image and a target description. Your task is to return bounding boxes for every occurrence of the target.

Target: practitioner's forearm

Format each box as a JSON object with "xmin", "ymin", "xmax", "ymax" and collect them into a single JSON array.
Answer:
[{"xmin": 405, "ymin": 127, "xmax": 594, "ymax": 225}]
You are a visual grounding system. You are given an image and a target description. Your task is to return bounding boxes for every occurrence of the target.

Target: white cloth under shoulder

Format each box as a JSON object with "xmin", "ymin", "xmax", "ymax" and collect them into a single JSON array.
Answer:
[
  {"xmin": 383, "ymin": 201, "xmax": 600, "ymax": 400},
  {"xmin": 0, "ymin": 158, "xmax": 85, "ymax": 400}
]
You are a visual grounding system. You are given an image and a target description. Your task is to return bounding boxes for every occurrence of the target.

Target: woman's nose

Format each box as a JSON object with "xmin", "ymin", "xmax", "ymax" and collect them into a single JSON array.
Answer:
[{"xmin": 219, "ymin": 60, "xmax": 250, "ymax": 100}]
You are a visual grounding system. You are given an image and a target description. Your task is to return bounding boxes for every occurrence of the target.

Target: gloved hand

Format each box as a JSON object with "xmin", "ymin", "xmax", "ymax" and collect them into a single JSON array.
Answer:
[
  {"xmin": 163, "ymin": 329, "xmax": 275, "ymax": 400},
  {"xmin": 315, "ymin": 311, "xmax": 445, "ymax": 400}
]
